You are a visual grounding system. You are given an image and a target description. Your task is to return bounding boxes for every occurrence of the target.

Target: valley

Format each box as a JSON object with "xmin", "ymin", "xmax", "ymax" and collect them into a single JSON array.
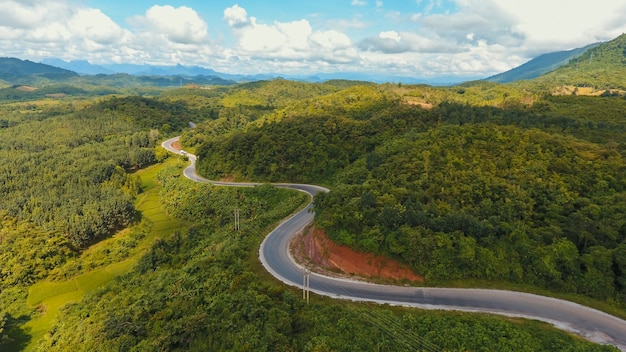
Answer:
[{"xmin": 1, "ymin": 33, "xmax": 626, "ymax": 351}]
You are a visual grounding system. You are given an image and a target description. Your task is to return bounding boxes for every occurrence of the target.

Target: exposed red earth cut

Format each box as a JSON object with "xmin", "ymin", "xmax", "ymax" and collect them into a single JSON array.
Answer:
[{"xmin": 291, "ymin": 227, "xmax": 424, "ymax": 284}]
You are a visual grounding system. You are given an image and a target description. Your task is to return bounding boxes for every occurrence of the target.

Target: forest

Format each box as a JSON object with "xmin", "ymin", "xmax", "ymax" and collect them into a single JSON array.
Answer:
[
  {"xmin": 31, "ymin": 163, "xmax": 615, "ymax": 351},
  {"xmin": 1, "ymin": 63, "xmax": 626, "ymax": 350},
  {"xmin": 193, "ymin": 84, "xmax": 626, "ymax": 305}
]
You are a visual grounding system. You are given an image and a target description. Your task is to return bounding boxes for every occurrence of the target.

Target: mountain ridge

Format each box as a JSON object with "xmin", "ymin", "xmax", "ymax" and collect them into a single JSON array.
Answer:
[
  {"xmin": 486, "ymin": 42, "xmax": 601, "ymax": 83},
  {"xmin": 0, "ymin": 57, "xmax": 79, "ymax": 84},
  {"xmin": 534, "ymin": 33, "xmax": 626, "ymax": 90}
]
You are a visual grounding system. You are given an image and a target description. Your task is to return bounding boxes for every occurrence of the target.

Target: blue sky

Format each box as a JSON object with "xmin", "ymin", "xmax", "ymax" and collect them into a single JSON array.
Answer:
[{"xmin": 2, "ymin": 1, "xmax": 626, "ymax": 79}]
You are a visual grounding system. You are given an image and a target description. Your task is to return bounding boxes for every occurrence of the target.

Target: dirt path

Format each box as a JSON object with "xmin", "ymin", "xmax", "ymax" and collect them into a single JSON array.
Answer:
[{"xmin": 290, "ymin": 227, "xmax": 423, "ymax": 284}]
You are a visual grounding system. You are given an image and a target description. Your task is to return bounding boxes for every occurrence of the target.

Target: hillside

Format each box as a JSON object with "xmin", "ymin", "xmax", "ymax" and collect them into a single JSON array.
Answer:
[
  {"xmin": 192, "ymin": 80, "xmax": 626, "ymax": 306},
  {"xmin": 0, "ymin": 57, "xmax": 78, "ymax": 84},
  {"xmin": 1, "ymin": 78, "xmax": 624, "ymax": 351},
  {"xmin": 486, "ymin": 42, "xmax": 600, "ymax": 83},
  {"xmin": 528, "ymin": 33, "xmax": 626, "ymax": 91}
]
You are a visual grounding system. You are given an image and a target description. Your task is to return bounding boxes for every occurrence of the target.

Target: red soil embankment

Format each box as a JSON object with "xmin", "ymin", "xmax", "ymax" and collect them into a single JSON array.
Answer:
[{"xmin": 292, "ymin": 227, "xmax": 423, "ymax": 284}]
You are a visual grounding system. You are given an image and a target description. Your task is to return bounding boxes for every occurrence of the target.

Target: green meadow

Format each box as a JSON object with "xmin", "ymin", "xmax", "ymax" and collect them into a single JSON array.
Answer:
[{"xmin": 18, "ymin": 159, "xmax": 183, "ymax": 351}]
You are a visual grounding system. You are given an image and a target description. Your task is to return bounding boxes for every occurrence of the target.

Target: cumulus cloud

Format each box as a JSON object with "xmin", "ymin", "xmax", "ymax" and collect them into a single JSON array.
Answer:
[
  {"xmin": 69, "ymin": 8, "xmax": 128, "ymax": 44},
  {"xmin": 224, "ymin": 4, "xmax": 251, "ymax": 28},
  {"xmin": 0, "ymin": 0, "xmax": 69, "ymax": 29},
  {"xmin": 491, "ymin": 0, "xmax": 626, "ymax": 53},
  {"xmin": 0, "ymin": 0, "xmax": 132, "ymax": 60},
  {"xmin": 2, "ymin": 0, "xmax": 626, "ymax": 79},
  {"xmin": 311, "ymin": 30, "xmax": 352, "ymax": 50},
  {"xmin": 224, "ymin": 4, "xmax": 356, "ymax": 67},
  {"xmin": 131, "ymin": 5, "xmax": 209, "ymax": 44},
  {"xmin": 414, "ymin": 1, "xmax": 524, "ymax": 48},
  {"xmin": 359, "ymin": 31, "xmax": 409, "ymax": 53},
  {"xmin": 389, "ymin": 0, "xmax": 626, "ymax": 75},
  {"xmin": 359, "ymin": 30, "xmax": 466, "ymax": 55}
]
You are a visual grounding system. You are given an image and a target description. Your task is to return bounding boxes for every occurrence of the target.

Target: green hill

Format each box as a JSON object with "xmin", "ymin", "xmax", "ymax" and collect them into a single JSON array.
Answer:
[
  {"xmin": 0, "ymin": 57, "xmax": 78, "ymax": 84},
  {"xmin": 486, "ymin": 43, "xmax": 600, "ymax": 83},
  {"xmin": 529, "ymin": 33, "xmax": 626, "ymax": 92}
]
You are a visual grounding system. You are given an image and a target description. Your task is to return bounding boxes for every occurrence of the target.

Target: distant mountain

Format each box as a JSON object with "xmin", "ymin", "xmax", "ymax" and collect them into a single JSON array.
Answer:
[
  {"xmin": 39, "ymin": 59, "xmax": 474, "ymax": 85},
  {"xmin": 41, "ymin": 59, "xmax": 222, "ymax": 77},
  {"xmin": 0, "ymin": 57, "xmax": 78, "ymax": 84},
  {"xmin": 41, "ymin": 58, "xmax": 114, "ymax": 75},
  {"xmin": 101, "ymin": 63, "xmax": 220, "ymax": 77},
  {"xmin": 486, "ymin": 42, "xmax": 601, "ymax": 83},
  {"xmin": 533, "ymin": 33, "xmax": 626, "ymax": 90},
  {"xmin": 295, "ymin": 72, "xmax": 476, "ymax": 85}
]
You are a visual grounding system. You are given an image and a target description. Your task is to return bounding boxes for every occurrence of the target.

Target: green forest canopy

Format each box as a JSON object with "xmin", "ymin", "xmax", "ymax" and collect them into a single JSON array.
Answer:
[{"xmin": 2, "ymin": 76, "xmax": 626, "ymax": 350}]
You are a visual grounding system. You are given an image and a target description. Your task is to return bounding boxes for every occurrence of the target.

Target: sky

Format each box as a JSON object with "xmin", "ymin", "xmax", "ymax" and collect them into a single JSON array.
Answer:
[{"xmin": 1, "ymin": 0, "xmax": 626, "ymax": 79}]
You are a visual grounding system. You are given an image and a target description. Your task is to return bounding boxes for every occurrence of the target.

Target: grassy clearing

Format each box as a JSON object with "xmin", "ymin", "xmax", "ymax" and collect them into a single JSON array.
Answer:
[
  {"xmin": 23, "ymin": 290, "xmax": 85, "ymax": 346},
  {"xmin": 26, "ymin": 281, "xmax": 77, "ymax": 307},
  {"xmin": 21, "ymin": 158, "xmax": 185, "ymax": 351}
]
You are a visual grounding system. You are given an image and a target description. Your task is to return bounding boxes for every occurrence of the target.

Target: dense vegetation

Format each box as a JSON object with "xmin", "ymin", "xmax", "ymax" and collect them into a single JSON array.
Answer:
[
  {"xmin": 35, "ymin": 165, "xmax": 615, "ymax": 351},
  {"xmin": 531, "ymin": 33, "xmax": 626, "ymax": 91},
  {"xmin": 0, "ymin": 58, "xmax": 78, "ymax": 85},
  {"xmin": 193, "ymin": 81, "xmax": 626, "ymax": 307},
  {"xmin": 318, "ymin": 122, "xmax": 626, "ymax": 299},
  {"xmin": 3, "ymin": 36, "xmax": 626, "ymax": 349},
  {"xmin": 0, "ymin": 93, "xmax": 226, "ymax": 350}
]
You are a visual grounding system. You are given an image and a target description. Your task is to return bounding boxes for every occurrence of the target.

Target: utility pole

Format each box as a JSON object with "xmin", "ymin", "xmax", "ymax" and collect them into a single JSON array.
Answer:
[
  {"xmin": 303, "ymin": 269, "xmax": 310, "ymax": 304},
  {"xmin": 234, "ymin": 208, "xmax": 240, "ymax": 231}
]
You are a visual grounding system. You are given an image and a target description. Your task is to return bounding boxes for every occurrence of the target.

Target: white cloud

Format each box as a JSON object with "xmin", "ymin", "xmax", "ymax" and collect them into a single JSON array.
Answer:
[
  {"xmin": 380, "ymin": 31, "xmax": 401, "ymax": 42},
  {"xmin": 1, "ymin": 0, "xmax": 626, "ymax": 80},
  {"xmin": 132, "ymin": 5, "xmax": 208, "ymax": 44},
  {"xmin": 491, "ymin": 0, "xmax": 626, "ymax": 52},
  {"xmin": 69, "ymin": 8, "xmax": 128, "ymax": 44},
  {"xmin": 0, "ymin": 0, "xmax": 69, "ymax": 29},
  {"xmin": 225, "ymin": 5, "xmax": 356, "ymax": 68},
  {"xmin": 311, "ymin": 30, "xmax": 352, "ymax": 50},
  {"xmin": 0, "ymin": 0, "xmax": 133, "ymax": 60},
  {"xmin": 238, "ymin": 19, "xmax": 286, "ymax": 53},
  {"xmin": 224, "ymin": 4, "xmax": 251, "ymax": 28}
]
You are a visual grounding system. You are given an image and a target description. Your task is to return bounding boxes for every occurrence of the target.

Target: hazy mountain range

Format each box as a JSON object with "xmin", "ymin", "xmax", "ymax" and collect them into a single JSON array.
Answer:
[{"xmin": 3, "ymin": 34, "xmax": 625, "ymax": 88}]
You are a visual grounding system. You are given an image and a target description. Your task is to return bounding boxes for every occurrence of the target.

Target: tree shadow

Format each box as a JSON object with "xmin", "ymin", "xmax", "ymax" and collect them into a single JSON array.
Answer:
[{"xmin": 0, "ymin": 313, "xmax": 32, "ymax": 352}]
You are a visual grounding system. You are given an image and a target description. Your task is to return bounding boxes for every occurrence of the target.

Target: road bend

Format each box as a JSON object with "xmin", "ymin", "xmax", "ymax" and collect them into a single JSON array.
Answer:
[{"xmin": 162, "ymin": 136, "xmax": 626, "ymax": 351}]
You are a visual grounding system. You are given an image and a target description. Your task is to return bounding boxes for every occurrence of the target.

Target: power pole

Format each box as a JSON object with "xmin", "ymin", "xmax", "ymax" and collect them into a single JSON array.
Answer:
[
  {"xmin": 303, "ymin": 269, "xmax": 310, "ymax": 304},
  {"xmin": 234, "ymin": 208, "xmax": 240, "ymax": 231}
]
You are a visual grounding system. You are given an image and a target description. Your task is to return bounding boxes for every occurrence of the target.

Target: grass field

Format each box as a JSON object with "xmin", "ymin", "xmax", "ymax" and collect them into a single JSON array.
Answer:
[{"xmin": 20, "ymin": 158, "xmax": 184, "ymax": 351}]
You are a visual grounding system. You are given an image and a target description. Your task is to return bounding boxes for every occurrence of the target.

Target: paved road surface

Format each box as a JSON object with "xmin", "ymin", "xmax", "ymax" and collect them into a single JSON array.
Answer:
[{"xmin": 162, "ymin": 137, "xmax": 626, "ymax": 351}]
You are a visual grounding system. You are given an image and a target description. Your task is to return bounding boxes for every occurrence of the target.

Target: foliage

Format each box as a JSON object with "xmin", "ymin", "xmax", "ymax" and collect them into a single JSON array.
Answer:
[
  {"xmin": 530, "ymin": 33, "xmax": 626, "ymax": 90},
  {"xmin": 2, "ymin": 72, "xmax": 626, "ymax": 350},
  {"xmin": 0, "ymin": 58, "xmax": 78, "ymax": 85},
  {"xmin": 189, "ymin": 80, "xmax": 626, "ymax": 306},
  {"xmin": 36, "ymin": 168, "xmax": 615, "ymax": 351},
  {"xmin": 0, "ymin": 94, "xmax": 196, "ymax": 306},
  {"xmin": 314, "ymin": 102, "xmax": 626, "ymax": 304}
]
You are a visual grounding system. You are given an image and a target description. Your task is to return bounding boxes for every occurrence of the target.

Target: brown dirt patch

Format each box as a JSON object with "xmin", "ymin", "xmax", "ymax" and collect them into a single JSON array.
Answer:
[
  {"xmin": 403, "ymin": 100, "xmax": 433, "ymax": 109},
  {"xmin": 291, "ymin": 227, "xmax": 424, "ymax": 284},
  {"xmin": 16, "ymin": 85, "xmax": 37, "ymax": 92},
  {"xmin": 171, "ymin": 140, "xmax": 182, "ymax": 150}
]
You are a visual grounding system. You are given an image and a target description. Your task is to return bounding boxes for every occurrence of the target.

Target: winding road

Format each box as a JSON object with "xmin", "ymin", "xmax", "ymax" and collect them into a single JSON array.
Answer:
[{"xmin": 162, "ymin": 136, "xmax": 626, "ymax": 351}]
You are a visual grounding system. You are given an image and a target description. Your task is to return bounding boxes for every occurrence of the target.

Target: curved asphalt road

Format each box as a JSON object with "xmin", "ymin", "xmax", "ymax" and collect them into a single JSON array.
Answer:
[{"xmin": 162, "ymin": 136, "xmax": 626, "ymax": 351}]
